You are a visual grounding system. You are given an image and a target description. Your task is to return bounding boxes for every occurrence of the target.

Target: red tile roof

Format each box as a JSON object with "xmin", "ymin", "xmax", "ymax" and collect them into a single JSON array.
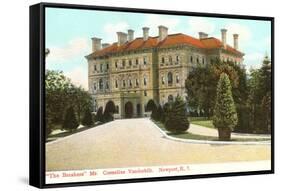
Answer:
[{"xmin": 87, "ymin": 33, "xmax": 243, "ymax": 58}]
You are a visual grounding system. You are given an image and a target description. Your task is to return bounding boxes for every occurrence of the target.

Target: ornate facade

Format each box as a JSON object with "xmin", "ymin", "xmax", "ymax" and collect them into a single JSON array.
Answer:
[{"xmin": 85, "ymin": 26, "xmax": 244, "ymax": 118}]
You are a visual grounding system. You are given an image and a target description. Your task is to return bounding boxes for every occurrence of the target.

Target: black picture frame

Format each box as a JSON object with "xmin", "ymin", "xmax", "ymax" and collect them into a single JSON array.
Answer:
[{"xmin": 29, "ymin": 2, "xmax": 274, "ymax": 188}]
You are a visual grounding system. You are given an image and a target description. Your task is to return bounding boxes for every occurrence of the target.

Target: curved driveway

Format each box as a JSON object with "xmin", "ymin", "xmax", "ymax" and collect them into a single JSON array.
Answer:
[{"xmin": 46, "ymin": 118, "xmax": 270, "ymax": 171}]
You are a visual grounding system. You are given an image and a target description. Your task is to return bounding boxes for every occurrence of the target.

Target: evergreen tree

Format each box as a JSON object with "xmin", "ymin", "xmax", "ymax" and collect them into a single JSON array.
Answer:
[
  {"xmin": 82, "ymin": 108, "xmax": 94, "ymax": 127},
  {"xmin": 156, "ymin": 104, "xmax": 164, "ymax": 122},
  {"xmin": 62, "ymin": 107, "xmax": 79, "ymax": 132},
  {"xmin": 103, "ymin": 101, "xmax": 116, "ymax": 122},
  {"xmin": 164, "ymin": 96, "xmax": 190, "ymax": 133},
  {"xmin": 213, "ymin": 73, "xmax": 237, "ymax": 140},
  {"xmin": 96, "ymin": 107, "xmax": 104, "ymax": 123}
]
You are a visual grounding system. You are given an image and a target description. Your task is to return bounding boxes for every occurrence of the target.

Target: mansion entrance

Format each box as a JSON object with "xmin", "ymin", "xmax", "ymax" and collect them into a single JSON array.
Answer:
[{"xmin": 125, "ymin": 101, "xmax": 133, "ymax": 118}]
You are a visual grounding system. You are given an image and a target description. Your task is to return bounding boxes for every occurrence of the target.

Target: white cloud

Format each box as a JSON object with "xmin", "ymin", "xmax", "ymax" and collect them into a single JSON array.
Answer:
[
  {"xmin": 244, "ymin": 52, "xmax": 264, "ymax": 71},
  {"xmin": 47, "ymin": 37, "xmax": 90, "ymax": 64},
  {"xmin": 104, "ymin": 21, "xmax": 129, "ymax": 42},
  {"xmin": 65, "ymin": 67, "xmax": 88, "ymax": 90},
  {"xmin": 187, "ymin": 17, "xmax": 215, "ymax": 37}
]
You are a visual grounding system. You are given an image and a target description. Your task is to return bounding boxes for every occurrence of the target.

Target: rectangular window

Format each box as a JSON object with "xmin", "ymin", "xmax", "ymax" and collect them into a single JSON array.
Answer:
[
  {"xmin": 136, "ymin": 58, "xmax": 139, "ymax": 65},
  {"xmin": 115, "ymin": 61, "xmax": 118, "ymax": 68},
  {"xmin": 143, "ymin": 57, "xmax": 147, "ymax": 65}
]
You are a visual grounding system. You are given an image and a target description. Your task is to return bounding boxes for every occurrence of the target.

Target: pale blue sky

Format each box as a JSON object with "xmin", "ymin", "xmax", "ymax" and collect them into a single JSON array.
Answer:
[{"xmin": 46, "ymin": 7, "xmax": 271, "ymax": 89}]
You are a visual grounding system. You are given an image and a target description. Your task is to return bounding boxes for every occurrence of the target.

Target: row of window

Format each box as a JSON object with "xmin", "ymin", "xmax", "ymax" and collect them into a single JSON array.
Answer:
[
  {"xmin": 114, "ymin": 57, "xmax": 148, "ymax": 69},
  {"xmin": 92, "ymin": 57, "xmax": 149, "ymax": 73},
  {"xmin": 161, "ymin": 72, "xmax": 180, "ymax": 85},
  {"xmin": 93, "ymin": 77, "xmax": 149, "ymax": 91},
  {"xmin": 161, "ymin": 55, "xmax": 180, "ymax": 65}
]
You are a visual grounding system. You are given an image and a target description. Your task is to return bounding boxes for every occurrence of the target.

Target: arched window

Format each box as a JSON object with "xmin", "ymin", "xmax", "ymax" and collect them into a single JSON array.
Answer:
[
  {"xmin": 168, "ymin": 95, "xmax": 174, "ymax": 102},
  {"xmin": 129, "ymin": 79, "xmax": 132, "ymax": 87},
  {"xmin": 144, "ymin": 76, "xmax": 147, "ymax": 86},
  {"xmin": 99, "ymin": 79, "xmax": 103, "ymax": 90},
  {"xmin": 135, "ymin": 58, "xmax": 139, "ymax": 65},
  {"xmin": 167, "ymin": 72, "xmax": 173, "ymax": 85},
  {"xmin": 115, "ymin": 80, "xmax": 118, "ymax": 88},
  {"xmin": 123, "ymin": 80, "xmax": 126, "ymax": 87},
  {"xmin": 176, "ymin": 55, "xmax": 180, "ymax": 64},
  {"xmin": 115, "ymin": 60, "xmax": 118, "ymax": 68},
  {"xmin": 135, "ymin": 79, "xmax": 139, "ymax": 87}
]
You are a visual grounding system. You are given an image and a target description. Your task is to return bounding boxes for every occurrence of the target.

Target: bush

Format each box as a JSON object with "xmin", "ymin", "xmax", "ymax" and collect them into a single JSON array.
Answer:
[
  {"xmin": 96, "ymin": 107, "xmax": 104, "ymax": 122},
  {"xmin": 164, "ymin": 96, "xmax": 190, "ymax": 133},
  {"xmin": 82, "ymin": 108, "xmax": 94, "ymax": 127},
  {"xmin": 103, "ymin": 101, "xmax": 116, "ymax": 122},
  {"xmin": 62, "ymin": 107, "xmax": 79, "ymax": 132},
  {"xmin": 154, "ymin": 104, "xmax": 164, "ymax": 122}
]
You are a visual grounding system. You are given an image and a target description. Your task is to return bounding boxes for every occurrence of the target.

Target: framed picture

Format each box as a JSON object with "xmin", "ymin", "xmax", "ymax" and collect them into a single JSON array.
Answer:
[{"xmin": 29, "ymin": 2, "xmax": 274, "ymax": 188}]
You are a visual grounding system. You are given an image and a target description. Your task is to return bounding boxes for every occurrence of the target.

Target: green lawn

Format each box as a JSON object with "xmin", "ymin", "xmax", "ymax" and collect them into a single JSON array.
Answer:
[
  {"xmin": 152, "ymin": 120, "xmax": 270, "ymax": 142},
  {"xmin": 190, "ymin": 120, "xmax": 215, "ymax": 129}
]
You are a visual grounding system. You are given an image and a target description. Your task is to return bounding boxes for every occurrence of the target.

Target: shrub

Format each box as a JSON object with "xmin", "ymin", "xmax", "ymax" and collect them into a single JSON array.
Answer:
[
  {"xmin": 164, "ymin": 96, "xmax": 190, "ymax": 133},
  {"xmin": 151, "ymin": 104, "xmax": 164, "ymax": 122},
  {"xmin": 62, "ymin": 107, "xmax": 79, "ymax": 132},
  {"xmin": 103, "ymin": 101, "xmax": 116, "ymax": 122},
  {"xmin": 96, "ymin": 107, "xmax": 104, "ymax": 122},
  {"xmin": 82, "ymin": 108, "xmax": 94, "ymax": 127}
]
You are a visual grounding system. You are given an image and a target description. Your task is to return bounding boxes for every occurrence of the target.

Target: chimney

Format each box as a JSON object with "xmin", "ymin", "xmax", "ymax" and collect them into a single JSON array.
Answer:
[
  {"xmin": 117, "ymin": 32, "xmax": 128, "ymax": 46},
  {"xmin": 221, "ymin": 29, "xmax": 227, "ymax": 49},
  {"xmin": 102, "ymin": 43, "xmax": 110, "ymax": 49},
  {"xmin": 158, "ymin": 25, "xmax": 168, "ymax": 42},
  {"xmin": 233, "ymin": 34, "xmax": 239, "ymax": 50},
  {"xmin": 91, "ymin": 37, "xmax": 101, "ymax": 52},
  {"xmin": 128, "ymin": 29, "xmax": 134, "ymax": 42},
  {"xmin": 198, "ymin": 32, "xmax": 208, "ymax": 39},
  {"xmin": 142, "ymin": 27, "xmax": 149, "ymax": 41}
]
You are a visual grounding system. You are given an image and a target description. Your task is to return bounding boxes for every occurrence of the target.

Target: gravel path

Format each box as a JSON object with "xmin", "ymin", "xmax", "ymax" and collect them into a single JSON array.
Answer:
[
  {"xmin": 188, "ymin": 124, "xmax": 271, "ymax": 139},
  {"xmin": 46, "ymin": 118, "xmax": 271, "ymax": 171}
]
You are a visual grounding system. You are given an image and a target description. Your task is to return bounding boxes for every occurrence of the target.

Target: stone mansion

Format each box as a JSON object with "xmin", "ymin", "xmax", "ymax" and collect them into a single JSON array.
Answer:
[{"xmin": 85, "ymin": 25, "xmax": 244, "ymax": 118}]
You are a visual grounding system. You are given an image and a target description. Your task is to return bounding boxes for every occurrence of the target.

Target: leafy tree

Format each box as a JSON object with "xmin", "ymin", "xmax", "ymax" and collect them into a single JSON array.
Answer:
[
  {"xmin": 70, "ymin": 86, "xmax": 93, "ymax": 123},
  {"xmin": 185, "ymin": 64, "xmax": 216, "ymax": 118},
  {"xmin": 82, "ymin": 108, "xmax": 94, "ymax": 127},
  {"xmin": 103, "ymin": 101, "xmax": 116, "ymax": 122},
  {"xmin": 62, "ymin": 107, "xmax": 79, "ymax": 132},
  {"xmin": 45, "ymin": 70, "xmax": 93, "ymax": 137},
  {"xmin": 96, "ymin": 107, "xmax": 104, "ymax": 122},
  {"xmin": 213, "ymin": 73, "xmax": 238, "ymax": 140},
  {"xmin": 164, "ymin": 96, "xmax": 190, "ymax": 133},
  {"xmin": 46, "ymin": 70, "xmax": 73, "ymax": 127},
  {"xmin": 146, "ymin": 99, "xmax": 157, "ymax": 112}
]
